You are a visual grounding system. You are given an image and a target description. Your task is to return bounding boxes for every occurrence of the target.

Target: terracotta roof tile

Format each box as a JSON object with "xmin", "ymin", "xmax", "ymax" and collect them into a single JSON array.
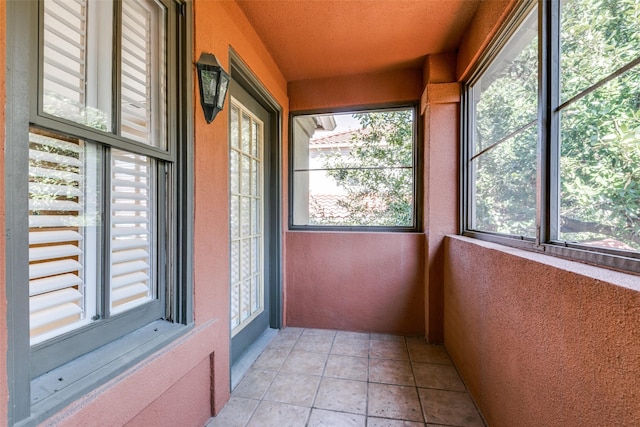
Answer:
[{"xmin": 310, "ymin": 129, "xmax": 359, "ymax": 145}]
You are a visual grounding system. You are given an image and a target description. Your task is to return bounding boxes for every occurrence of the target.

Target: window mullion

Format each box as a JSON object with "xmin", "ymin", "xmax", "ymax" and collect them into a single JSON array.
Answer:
[
  {"xmin": 102, "ymin": 149, "xmax": 113, "ymax": 318},
  {"xmin": 160, "ymin": 162, "xmax": 171, "ymax": 320},
  {"xmin": 537, "ymin": 0, "xmax": 561, "ymax": 246},
  {"xmin": 112, "ymin": 0, "xmax": 123, "ymax": 136}
]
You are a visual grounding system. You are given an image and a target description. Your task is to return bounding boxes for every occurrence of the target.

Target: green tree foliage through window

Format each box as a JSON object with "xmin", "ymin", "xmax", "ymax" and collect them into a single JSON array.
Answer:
[
  {"xmin": 469, "ymin": 0, "xmax": 640, "ymax": 252},
  {"xmin": 317, "ymin": 110, "xmax": 415, "ymax": 227},
  {"xmin": 558, "ymin": 0, "xmax": 640, "ymax": 249}
]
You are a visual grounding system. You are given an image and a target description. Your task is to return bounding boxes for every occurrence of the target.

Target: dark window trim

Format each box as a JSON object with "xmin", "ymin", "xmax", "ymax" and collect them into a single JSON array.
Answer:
[
  {"xmin": 30, "ymin": 0, "xmax": 172, "ymax": 372},
  {"xmin": 288, "ymin": 102, "xmax": 423, "ymax": 233},
  {"xmin": 5, "ymin": 0, "xmax": 195, "ymax": 424},
  {"xmin": 460, "ymin": 0, "xmax": 640, "ymax": 275},
  {"xmin": 229, "ymin": 48, "xmax": 284, "ymax": 331},
  {"xmin": 33, "ymin": 0, "xmax": 178, "ymax": 161}
]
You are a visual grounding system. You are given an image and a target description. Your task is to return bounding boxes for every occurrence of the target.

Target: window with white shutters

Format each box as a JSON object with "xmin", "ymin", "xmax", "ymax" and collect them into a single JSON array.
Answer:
[
  {"xmin": 27, "ymin": 0, "xmax": 171, "ymax": 355},
  {"xmin": 121, "ymin": 0, "xmax": 166, "ymax": 148},
  {"xmin": 28, "ymin": 131, "xmax": 99, "ymax": 345},
  {"xmin": 110, "ymin": 150, "xmax": 155, "ymax": 314},
  {"xmin": 6, "ymin": 0, "xmax": 189, "ymax": 422}
]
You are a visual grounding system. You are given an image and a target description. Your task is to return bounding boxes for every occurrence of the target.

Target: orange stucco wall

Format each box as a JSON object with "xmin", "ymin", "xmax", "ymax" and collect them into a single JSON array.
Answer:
[
  {"xmin": 286, "ymin": 68, "xmax": 426, "ymax": 335},
  {"xmin": 456, "ymin": 0, "xmax": 517, "ymax": 81},
  {"xmin": 449, "ymin": 3, "xmax": 640, "ymax": 424},
  {"xmin": 191, "ymin": 0, "xmax": 288, "ymax": 416},
  {"xmin": 421, "ymin": 54, "xmax": 460, "ymax": 343},
  {"xmin": 288, "ymin": 67, "xmax": 423, "ymax": 111},
  {"xmin": 422, "ymin": 101, "xmax": 458, "ymax": 342},
  {"xmin": 286, "ymin": 232, "xmax": 425, "ymax": 335},
  {"xmin": 445, "ymin": 236, "xmax": 640, "ymax": 426},
  {"xmin": 0, "ymin": 1, "xmax": 288, "ymax": 425}
]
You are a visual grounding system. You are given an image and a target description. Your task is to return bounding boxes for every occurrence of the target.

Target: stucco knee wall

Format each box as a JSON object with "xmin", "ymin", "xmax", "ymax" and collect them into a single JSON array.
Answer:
[
  {"xmin": 444, "ymin": 235, "xmax": 640, "ymax": 427},
  {"xmin": 286, "ymin": 231, "xmax": 425, "ymax": 335}
]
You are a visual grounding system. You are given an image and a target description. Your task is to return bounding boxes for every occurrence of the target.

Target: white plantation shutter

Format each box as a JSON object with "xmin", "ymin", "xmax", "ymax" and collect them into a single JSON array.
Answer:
[
  {"xmin": 110, "ymin": 150, "xmax": 154, "ymax": 314},
  {"xmin": 120, "ymin": 0, "xmax": 166, "ymax": 148},
  {"xmin": 42, "ymin": 0, "xmax": 90, "ymax": 124},
  {"xmin": 28, "ymin": 132, "xmax": 90, "ymax": 345},
  {"xmin": 24, "ymin": 0, "xmax": 168, "ymax": 354}
]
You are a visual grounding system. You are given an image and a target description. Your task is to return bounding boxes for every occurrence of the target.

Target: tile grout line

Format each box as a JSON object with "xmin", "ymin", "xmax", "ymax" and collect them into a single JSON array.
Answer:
[
  {"xmin": 244, "ymin": 328, "xmax": 303, "ymax": 427},
  {"xmin": 216, "ymin": 329, "xmax": 483, "ymax": 427},
  {"xmin": 365, "ymin": 334, "xmax": 371, "ymax": 426},
  {"xmin": 409, "ymin": 337, "xmax": 429, "ymax": 426}
]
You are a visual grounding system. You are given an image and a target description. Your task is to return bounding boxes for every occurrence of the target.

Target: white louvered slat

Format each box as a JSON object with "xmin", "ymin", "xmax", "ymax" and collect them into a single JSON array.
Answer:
[
  {"xmin": 111, "ymin": 290, "xmax": 151, "ymax": 315},
  {"xmin": 121, "ymin": 79, "xmax": 148, "ymax": 99},
  {"xmin": 113, "ymin": 152, "xmax": 149, "ymax": 164},
  {"xmin": 112, "ymin": 227, "xmax": 149, "ymax": 237},
  {"xmin": 43, "ymin": 24, "xmax": 84, "ymax": 54},
  {"xmin": 110, "ymin": 148, "xmax": 154, "ymax": 313},
  {"xmin": 29, "ymin": 215, "xmax": 81, "ymax": 228},
  {"xmin": 29, "ymin": 230, "xmax": 82, "ymax": 245},
  {"xmin": 43, "ymin": 56, "xmax": 86, "ymax": 81},
  {"xmin": 29, "ymin": 259, "xmax": 82, "ymax": 280},
  {"xmin": 30, "ymin": 133, "xmax": 83, "ymax": 153},
  {"xmin": 30, "ymin": 244, "xmax": 82, "ymax": 262},
  {"xmin": 30, "ymin": 303, "xmax": 83, "ymax": 331},
  {"xmin": 29, "ymin": 182, "xmax": 83, "ymax": 198},
  {"xmin": 42, "ymin": 0, "xmax": 87, "ymax": 116},
  {"xmin": 111, "ymin": 260, "xmax": 149, "ymax": 277},
  {"xmin": 111, "ymin": 216, "xmax": 149, "ymax": 225},
  {"xmin": 112, "ymin": 191, "xmax": 149, "ymax": 201},
  {"xmin": 112, "ymin": 178, "xmax": 149, "ymax": 189},
  {"xmin": 28, "ymin": 149, "xmax": 83, "ymax": 167},
  {"xmin": 121, "ymin": 119, "xmax": 150, "ymax": 135},
  {"xmin": 111, "ymin": 249, "xmax": 149, "ymax": 264},
  {"xmin": 113, "ymin": 166, "xmax": 149, "ymax": 177},
  {"xmin": 121, "ymin": 104, "xmax": 148, "ymax": 121},
  {"xmin": 111, "ymin": 284, "xmax": 149, "ymax": 305},
  {"xmin": 29, "ymin": 130, "xmax": 87, "ymax": 345},
  {"xmin": 112, "ymin": 204, "xmax": 149, "ymax": 212},
  {"xmin": 51, "ymin": 0, "xmax": 86, "ymax": 21},
  {"xmin": 30, "ymin": 274, "xmax": 83, "ymax": 297},
  {"xmin": 29, "ymin": 199, "xmax": 81, "ymax": 211},
  {"xmin": 30, "ymin": 166, "xmax": 81, "ymax": 182},
  {"xmin": 120, "ymin": 95, "xmax": 148, "ymax": 112},
  {"xmin": 111, "ymin": 238, "xmax": 150, "ymax": 251},
  {"xmin": 120, "ymin": 0, "xmax": 154, "ymax": 145},
  {"xmin": 30, "ymin": 288, "xmax": 83, "ymax": 314},
  {"xmin": 111, "ymin": 272, "xmax": 150, "ymax": 290},
  {"xmin": 44, "ymin": 39, "xmax": 85, "ymax": 65}
]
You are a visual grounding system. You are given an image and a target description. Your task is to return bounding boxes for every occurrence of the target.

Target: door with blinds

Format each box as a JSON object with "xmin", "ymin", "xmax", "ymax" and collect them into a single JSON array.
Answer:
[{"xmin": 229, "ymin": 80, "xmax": 272, "ymax": 365}]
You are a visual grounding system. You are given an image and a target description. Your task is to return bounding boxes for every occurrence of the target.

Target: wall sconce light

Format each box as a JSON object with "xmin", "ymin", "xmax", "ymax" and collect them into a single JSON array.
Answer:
[{"xmin": 196, "ymin": 53, "xmax": 230, "ymax": 124}]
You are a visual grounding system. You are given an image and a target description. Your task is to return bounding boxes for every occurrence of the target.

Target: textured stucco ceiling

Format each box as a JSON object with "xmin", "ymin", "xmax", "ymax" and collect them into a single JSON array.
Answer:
[{"xmin": 235, "ymin": 0, "xmax": 481, "ymax": 82}]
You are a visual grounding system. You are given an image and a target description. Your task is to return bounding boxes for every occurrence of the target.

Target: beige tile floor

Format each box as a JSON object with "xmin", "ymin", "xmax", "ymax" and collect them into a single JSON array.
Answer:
[{"xmin": 206, "ymin": 328, "xmax": 485, "ymax": 427}]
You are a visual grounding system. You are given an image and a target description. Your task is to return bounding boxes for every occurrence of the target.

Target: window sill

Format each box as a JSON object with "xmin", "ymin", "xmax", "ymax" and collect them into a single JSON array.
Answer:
[
  {"xmin": 288, "ymin": 226, "xmax": 422, "ymax": 233},
  {"xmin": 20, "ymin": 320, "xmax": 191, "ymax": 427},
  {"xmin": 450, "ymin": 234, "xmax": 640, "ymax": 291}
]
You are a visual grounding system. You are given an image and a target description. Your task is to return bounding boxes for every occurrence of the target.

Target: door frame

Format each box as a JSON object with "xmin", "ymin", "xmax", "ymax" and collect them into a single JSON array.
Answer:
[{"xmin": 229, "ymin": 49, "xmax": 283, "ymax": 332}]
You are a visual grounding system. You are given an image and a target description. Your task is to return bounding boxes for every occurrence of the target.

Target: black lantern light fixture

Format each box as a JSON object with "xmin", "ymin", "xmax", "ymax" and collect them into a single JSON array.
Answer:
[{"xmin": 196, "ymin": 53, "xmax": 230, "ymax": 124}]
